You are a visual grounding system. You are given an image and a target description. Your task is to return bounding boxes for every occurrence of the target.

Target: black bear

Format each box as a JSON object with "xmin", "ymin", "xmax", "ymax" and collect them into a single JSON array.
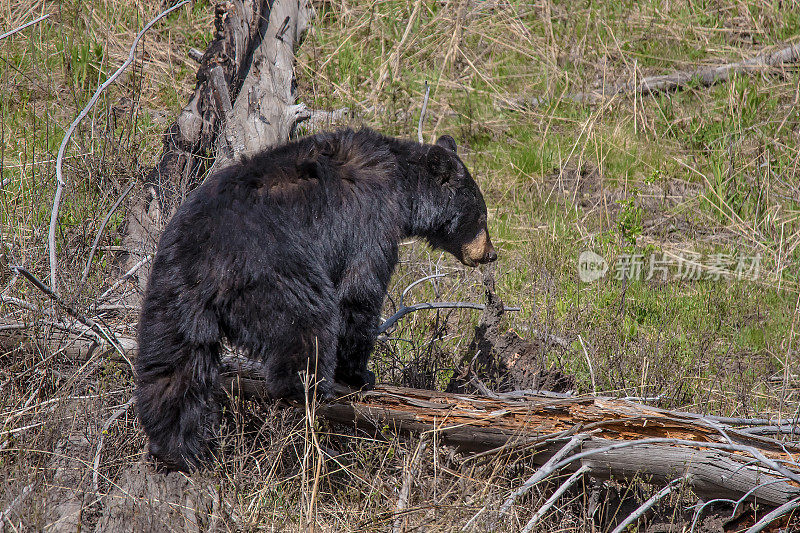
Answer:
[{"xmin": 136, "ymin": 128, "xmax": 497, "ymax": 472}]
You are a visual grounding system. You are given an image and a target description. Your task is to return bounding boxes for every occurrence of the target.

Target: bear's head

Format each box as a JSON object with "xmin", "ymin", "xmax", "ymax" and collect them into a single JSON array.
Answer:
[{"xmin": 424, "ymin": 135, "xmax": 498, "ymax": 267}]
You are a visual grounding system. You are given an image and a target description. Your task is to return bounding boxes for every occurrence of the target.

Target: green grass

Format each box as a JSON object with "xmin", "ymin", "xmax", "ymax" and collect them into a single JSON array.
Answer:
[
  {"xmin": 1, "ymin": 0, "xmax": 799, "ymax": 528},
  {"xmin": 296, "ymin": 0, "xmax": 800, "ymax": 410}
]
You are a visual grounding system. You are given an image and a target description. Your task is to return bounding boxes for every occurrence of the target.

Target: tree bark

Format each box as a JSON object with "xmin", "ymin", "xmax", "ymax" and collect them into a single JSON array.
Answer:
[
  {"xmin": 122, "ymin": 0, "xmax": 313, "ymax": 299},
  {"xmin": 214, "ymin": 0, "xmax": 313, "ymax": 167}
]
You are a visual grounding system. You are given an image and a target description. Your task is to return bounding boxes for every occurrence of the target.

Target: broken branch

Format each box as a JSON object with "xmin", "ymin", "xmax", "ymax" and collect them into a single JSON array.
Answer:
[
  {"xmin": 49, "ymin": 0, "xmax": 190, "ymax": 292},
  {"xmin": 512, "ymin": 41, "xmax": 800, "ymax": 109},
  {"xmin": 520, "ymin": 464, "xmax": 590, "ymax": 533},
  {"xmin": 610, "ymin": 477, "xmax": 685, "ymax": 533}
]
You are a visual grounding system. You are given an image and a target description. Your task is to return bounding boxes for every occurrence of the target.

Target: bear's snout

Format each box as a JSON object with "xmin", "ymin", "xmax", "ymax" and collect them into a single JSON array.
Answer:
[{"xmin": 461, "ymin": 229, "xmax": 497, "ymax": 266}]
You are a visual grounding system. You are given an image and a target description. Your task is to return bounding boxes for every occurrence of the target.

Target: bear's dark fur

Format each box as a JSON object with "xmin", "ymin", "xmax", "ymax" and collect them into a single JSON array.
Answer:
[{"xmin": 136, "ymin": 128, "xmax": 496, "ymax": 472}]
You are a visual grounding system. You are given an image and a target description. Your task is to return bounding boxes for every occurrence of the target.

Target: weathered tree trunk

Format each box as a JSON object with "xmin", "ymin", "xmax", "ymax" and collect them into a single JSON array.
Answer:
[
  {"xmin": 214, "ymin": 0, "xmax": 313, "ymax": 167},
  {"xmin": 123, "ymin": 0, "xmax": 269, "ymax": 297},
  {"xmin": 122, "ymin": 0, "xmax": 312, "ymax": 299},
  {"xmin": 316, "ymin": 385, "xmax": 800, "ymax": 508}
]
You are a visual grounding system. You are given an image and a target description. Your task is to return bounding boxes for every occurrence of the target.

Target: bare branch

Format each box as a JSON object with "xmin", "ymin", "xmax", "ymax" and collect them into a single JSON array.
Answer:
[
  {"xmin": 511, "ymin": 41, "xmax": 800, "ymax": 109},
  {"xmin": 393, "ymin": 438, "xmax": 428, "ymax": 533},
  {"xmin": 92, "ymin": 398, "xmax": 135, "ymax": 495},
  {"xmin": 187, "ymin": 48, "xmax": 204, "ymax": 64},
  {"xmin": 49, "ymin": 0, "xmax": 190, "ymax": 292},
  {"xmin": 520, "ymin": 464, "xmax": 590, "ymax": 533},
  {"xmin": 79, "ymin": 182, "xmax": 137, "ymax": 288},
  {"xmin": 744, "ymin": 496, "xmax": 800, "ymax": 533},
  {"xmin": 495, "ymin": 435, "xmax": 587, "ymax": 520},
  {"xmin": 11, "ymin": 266, "xmax": 130, "ymax": 368},
  {"xmin": 378, "ymin": 301, "xmax": 521, "ymax": 335},
  {"xmin": 417, "ymin": 81, "xmax": 430, "ymax": 144},
  {"xmin": 610, "ymin": 477, "xmax": 685, "ymax": 533},
  {"xmin": 688, "ymin": 478, "xmax": 793, "ymax": 533},
  {"xmin": 94, "ymin": 255, "xmax": 152, "ymax": 305},
  {"xmin": 0, "ymin": 14, "xmax": 50, "ymax": 41},
  {"xmin": 379, "ymin": 273, "xmax": 521, "ymax": 334},
  {"xmin": 0, "ymin": 295, "xmax": 40, "ymax": 313},
  {"xmin": 741, "ymin": 424, "xmax": 800, "ymax": 436}
]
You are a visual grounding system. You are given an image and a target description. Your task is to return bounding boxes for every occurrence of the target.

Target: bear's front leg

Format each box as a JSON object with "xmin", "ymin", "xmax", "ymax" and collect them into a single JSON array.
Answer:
[{"xmin": 335, "ymin": 298, "xmax": 381, "ymax": 391}]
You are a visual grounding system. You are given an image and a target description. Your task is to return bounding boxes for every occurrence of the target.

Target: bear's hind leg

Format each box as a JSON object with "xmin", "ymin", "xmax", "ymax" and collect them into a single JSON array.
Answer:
[
  {"xmin": 227, "ymin": 302, "xmax": 340, "ymax": 402},
  {"xmin": 136, "ymin": 340, "xmax": 221, "ymax": 472},
  {"xmin": 256, "ymin": 322, "xmax": 339, "ymax": 402}
]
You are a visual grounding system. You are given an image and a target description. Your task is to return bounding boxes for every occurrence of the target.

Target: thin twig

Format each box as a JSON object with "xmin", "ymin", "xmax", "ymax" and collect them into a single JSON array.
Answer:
[
  {"xmin": 393, "ymin": 438, "xmax": 428, "ymax": 533},
  {"xmin": 688, "ymin": 479, "xmax": 792, "ymax": 533},
  {"xmin": 49, "ymin": 0, "xmax": 189, "ymax": 292},
  {"xmin": 520, "ymin": 464, "xmax": 589, "ymax": 533},
  {"xmin": 92, "ymin": 397, "xmax": 135, "ymax": 496},
  {"xmin": 417, "ymin": 81, "xmax": 430, "ymax": 144},
  {"xmin": 496, "ymin": 435, "xmax": 587, "ymax": 519},
  {"xmin": 0, "ymin": 295, "xmax": 40, "ymax": 313},
  {"xmin": 400, "ymin": 273, "xmax": 446, "ymax": 308},
  {"xmin": 79, "ymin": 182, "xmax": 137, "ymax": 287},
  {"xmin": 11, "ymin": 266, "xmax": 130, "ymax": 368},
  {"xmin": 610, "ymin": 477, "xmax": 685, "ymax": 533},
  {"xmin": 744, "ymin": 495, "xmax": 800, "ymax": 533},
  {"xmin": 94, "ymin": 254, "xmax": 152, "ymax": 304},
  {"xmin": 578, "ymin": 334, "xmax": 596, "ymax": 395},
  {"xmin": 0, "ymin": 14, "xmax": 50, "ymax": 41}
]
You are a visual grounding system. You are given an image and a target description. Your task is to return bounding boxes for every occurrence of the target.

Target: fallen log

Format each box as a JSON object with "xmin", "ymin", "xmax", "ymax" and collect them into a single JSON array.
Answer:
[
  {"xmin": 2, "ymin": 321, "xmax": 798, "ymax": 510},
  {"xmin": 507, "ymin": 41, "xmax": 800, "ymax": 109},
  {"xmin": 317, "ymin": 385, "xmax": 800, "ymax": 509}
]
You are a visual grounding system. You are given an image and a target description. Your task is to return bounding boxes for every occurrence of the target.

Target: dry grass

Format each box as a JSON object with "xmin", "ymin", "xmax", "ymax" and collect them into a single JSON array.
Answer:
[{"xmin": 1, "ymin": 0, "xmax": 799, "ymax": 530}]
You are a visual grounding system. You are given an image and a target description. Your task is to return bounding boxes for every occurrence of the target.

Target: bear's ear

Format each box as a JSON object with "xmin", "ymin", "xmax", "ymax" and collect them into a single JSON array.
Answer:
[
  {"xmin": 426, "ymin": 145, "xmax": 457, "ymax": 183},
  {"xmin": 435, "ymin": 135, "xmax": 458, "ymax": 153}
]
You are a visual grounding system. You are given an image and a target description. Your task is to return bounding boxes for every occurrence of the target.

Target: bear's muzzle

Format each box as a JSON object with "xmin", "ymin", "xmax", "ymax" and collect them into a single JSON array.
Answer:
[{"xmin": 461, "ymin": 229, "xmax": 497, "ymax": 267}]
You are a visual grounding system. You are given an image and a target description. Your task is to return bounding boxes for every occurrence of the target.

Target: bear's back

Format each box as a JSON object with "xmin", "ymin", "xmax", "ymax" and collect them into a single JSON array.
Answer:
[
  {"xmin": 206, "ymin": 129, "xmax": 398, "ymax": 207},
  {"xmin": 156, "ymin": 129, "xmax": 409, "ymax": 287}
]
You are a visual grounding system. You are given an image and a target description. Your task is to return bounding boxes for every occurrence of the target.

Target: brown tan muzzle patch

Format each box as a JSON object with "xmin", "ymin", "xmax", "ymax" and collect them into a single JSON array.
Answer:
[{"xmin": 461, "ymin": 229, "xmax": 498, "ymax": 267}]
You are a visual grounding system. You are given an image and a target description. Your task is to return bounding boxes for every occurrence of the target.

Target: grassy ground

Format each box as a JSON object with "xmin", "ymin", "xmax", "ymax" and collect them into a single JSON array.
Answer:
[{"xmin": 1, "ymin": 0, "xmax": 799, "ymax": 531}]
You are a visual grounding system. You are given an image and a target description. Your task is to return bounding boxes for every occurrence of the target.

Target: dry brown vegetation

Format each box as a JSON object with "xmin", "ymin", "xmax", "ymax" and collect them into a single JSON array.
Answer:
[{"xmin": 1, "ymin": 0, "xmax": 800, "ymax": 531}]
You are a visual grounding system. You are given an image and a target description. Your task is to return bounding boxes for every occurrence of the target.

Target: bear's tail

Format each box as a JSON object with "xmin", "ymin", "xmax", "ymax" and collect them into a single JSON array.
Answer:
[{"xmin": 135, "ymin": 331, "xmax": 221, "ymax": 472}]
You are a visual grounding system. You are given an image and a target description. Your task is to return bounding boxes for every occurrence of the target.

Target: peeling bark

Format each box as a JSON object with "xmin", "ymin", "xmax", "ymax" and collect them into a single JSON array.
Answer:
[
  {"xmin": 122, "ymin": 0, "xmax": 270, "ymax": 297},
  {"xmin": 214, "ymin": 0, "xmax": 314, "ymax": 167}
]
